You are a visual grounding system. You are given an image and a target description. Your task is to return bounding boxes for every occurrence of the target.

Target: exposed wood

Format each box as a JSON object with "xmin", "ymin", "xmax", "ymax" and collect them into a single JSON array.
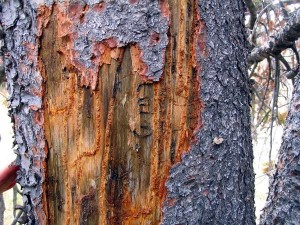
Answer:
[{"xmin": 39, "ymin": 1, "xmax": 200, "ymax": 224}]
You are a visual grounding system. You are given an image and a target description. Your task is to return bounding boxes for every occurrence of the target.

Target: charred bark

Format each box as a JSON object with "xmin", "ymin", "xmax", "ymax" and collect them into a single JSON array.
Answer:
[{"xmin": 259, "ymin": 74, "xmax": 300, "ymax": 224}]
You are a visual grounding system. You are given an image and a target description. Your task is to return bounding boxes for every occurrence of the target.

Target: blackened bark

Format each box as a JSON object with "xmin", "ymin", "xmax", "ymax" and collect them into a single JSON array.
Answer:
[
  {"xmin": 259, "ymin": 74, "xmax": 300, "ymax": 225},
  {"xmin": 162, "ymin": 1, "xmax": 255, "ymax": 224}
]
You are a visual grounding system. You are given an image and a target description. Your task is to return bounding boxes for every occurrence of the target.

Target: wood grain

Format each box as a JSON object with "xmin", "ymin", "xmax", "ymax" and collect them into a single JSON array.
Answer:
[{"xmin": 39, "ymin": 1, "xmax": 201, "ymax": 224}]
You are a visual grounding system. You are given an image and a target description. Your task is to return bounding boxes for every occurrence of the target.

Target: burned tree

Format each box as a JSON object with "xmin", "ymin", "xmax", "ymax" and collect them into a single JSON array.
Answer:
[{"xmin": 1, "ymin": 0, "xmax": 255, "ymax": 224}]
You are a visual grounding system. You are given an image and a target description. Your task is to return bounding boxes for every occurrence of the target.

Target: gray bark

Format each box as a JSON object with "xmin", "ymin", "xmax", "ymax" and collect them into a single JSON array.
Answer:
[
  {"xmin": 1, "ymin": 1, "xmax": 46, "ymax": 224},
  {"xmin": 259, "ymin": 74, "xmax": 300, "ymax": 224},
  {"xmin": 0, "ymin": 22, "xmax": 5, "ymax": 85},
  {"xmin": 0, "ymin": 193, "xmax": 4, "ymax": 225},
  {"xmin": 162, "ymin": 0, "xmax": 255, "ymax": 224}
]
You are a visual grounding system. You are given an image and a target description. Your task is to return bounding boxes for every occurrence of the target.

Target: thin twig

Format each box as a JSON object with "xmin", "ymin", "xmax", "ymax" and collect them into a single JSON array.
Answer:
[
  {"xmin": 250, "ymin": 2, "xmax": 274, "ymax": 45},
  {"xmin": 256, "ymin": 109, "xmax": 271, "ymax": 128},
  {"xmin": 253, "ymin": 87, "xmax": 271, "ymax": 110},
  {"xmin": 269, "ymin": 57, "xmax": 280, "ymax": 174},
  {"xmin": 10, "ymin": 210, "xmax": 22, "ymax": 225},
  {"xmin": 278, "ymin": 54, "xmax": 292, "ymax": 71},
  {"xmin": 278, "ymin": 0, "xmax": 289, "ymax": 20},
  {"xmin": 257, "ymin": 57, "xmax": 272, "ymax": 119}
]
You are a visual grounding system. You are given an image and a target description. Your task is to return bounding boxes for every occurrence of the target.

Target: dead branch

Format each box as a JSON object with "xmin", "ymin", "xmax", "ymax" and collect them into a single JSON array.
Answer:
[{"xmin": 248, "ymin": 8, "xmax": 300, "ymax": 65}]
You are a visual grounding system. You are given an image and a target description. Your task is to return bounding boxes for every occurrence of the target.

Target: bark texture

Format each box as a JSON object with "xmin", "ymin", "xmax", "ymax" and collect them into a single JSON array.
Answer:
[
  {"xmin": 259, "ymin": 74, "xmax": 300, "ymax": 225},
  {"xmin": 1, "ymin": 1, "xmax": 47, "ymax": 224},
  {"xmin": 0, "ymin": 193, "xmax": 4, "ymax": 225},
  {"xmin": 162, "ymin": 1, "xmax": 255, "ymax": 224},
  {"xmin": 2, "ymin": 0, "xmax": 255, "ymax": 224}
]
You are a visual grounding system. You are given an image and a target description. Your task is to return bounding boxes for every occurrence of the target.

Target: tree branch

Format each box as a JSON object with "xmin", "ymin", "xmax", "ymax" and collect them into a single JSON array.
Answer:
[
  {"xmin": 244, "ymin": 0, "xmax": 257, "ymax": 29},
  {"xmin": 248, "ymin": 8, "xmax": 300, "ymax": 65}
]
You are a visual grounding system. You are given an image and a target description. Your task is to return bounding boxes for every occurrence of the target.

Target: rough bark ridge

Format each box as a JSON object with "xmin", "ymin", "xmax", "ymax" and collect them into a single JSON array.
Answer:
[
  {"xmin": 162, "ymin": 1, "xmax": 255, "ymax": 224},
  {"xmin": 1, "ymin": 1, "xmax": 47, "ymax": 224},
  {"xmin": 259, "ymin": 74, "xmax": 300, "ymax": 224}
]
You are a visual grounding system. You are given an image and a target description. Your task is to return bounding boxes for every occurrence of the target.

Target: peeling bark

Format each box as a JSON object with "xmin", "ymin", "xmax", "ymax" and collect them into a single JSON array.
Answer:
[
  {"xmin": 37, "ymin": 0, "xmax": 169, "ymax": 89},
  {"xmin": 2, "ymin": 0, "xmax": 200, "ymax": 224},
  {"xmin": 259, "ymin": 73, "xmax": 300, "ymax": 225}
]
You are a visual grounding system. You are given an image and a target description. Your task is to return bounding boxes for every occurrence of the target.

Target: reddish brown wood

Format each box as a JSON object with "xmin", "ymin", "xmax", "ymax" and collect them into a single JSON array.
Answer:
[{"xmin": 38, "ymin": 1, "xmax": 202, "ymax": 224}]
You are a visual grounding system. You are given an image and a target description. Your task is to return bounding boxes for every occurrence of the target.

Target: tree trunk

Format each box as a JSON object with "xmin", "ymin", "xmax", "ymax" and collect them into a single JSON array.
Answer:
[
  {"xmin": 162, "ymin": 1, "xmax": 255, "ymax": 224},
  {"xmin": 1, "ymin": 0, "xmax": 255, "ymax": 224},
  {"xmin": 259, "ymin": 74, "xmax": 300, "ymax": 225}
]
